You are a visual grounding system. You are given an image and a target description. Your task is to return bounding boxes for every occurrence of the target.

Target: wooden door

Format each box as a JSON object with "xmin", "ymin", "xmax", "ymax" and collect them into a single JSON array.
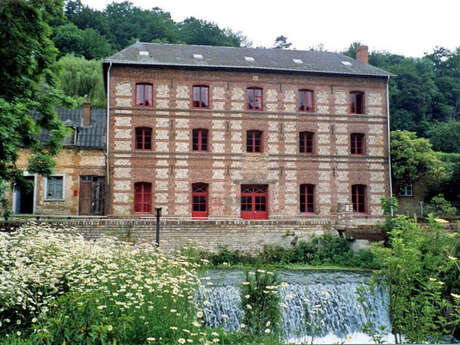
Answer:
[
  {"xmin": 241, "ymin": 185, "xmax": 268, "ymax": 219},
  {"xmin": 79, "ymin": 176, "xmax": 105, "ymax": 215}
]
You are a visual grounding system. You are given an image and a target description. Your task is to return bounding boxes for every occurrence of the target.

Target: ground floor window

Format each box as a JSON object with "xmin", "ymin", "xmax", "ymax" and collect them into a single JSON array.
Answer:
[
  {"xmin": 192, "ymin": 183, "xmax": 208, "ymax": 218},
  {"xmin": 352, "ymin": 184, "xmax": 366, "ymax": 213},
  {"xmin": 46, "ymin": 175, "xmax": 64, "ymax": 200},
  {"xmin": 134, "ymin": 182, "xmax": 152, "ymax": 213},
  {"xmin": 241, "ymin": 185, "xmax": 268, "ymax": 219}
]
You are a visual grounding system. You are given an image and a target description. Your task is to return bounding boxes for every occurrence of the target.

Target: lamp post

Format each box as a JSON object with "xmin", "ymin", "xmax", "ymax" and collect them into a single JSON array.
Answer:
[{"xmin": 155, "ymin": 207, "xmax": 162, "ymax": 247}]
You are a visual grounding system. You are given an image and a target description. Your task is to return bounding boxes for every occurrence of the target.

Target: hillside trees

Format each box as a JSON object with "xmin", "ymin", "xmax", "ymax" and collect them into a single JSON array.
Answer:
[{"xmin": 0, "ymin": 0, "xmax": 70, "ymax": 217}]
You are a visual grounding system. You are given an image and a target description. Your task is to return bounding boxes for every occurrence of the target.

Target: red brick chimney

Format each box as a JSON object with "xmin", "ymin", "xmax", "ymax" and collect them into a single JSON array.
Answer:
[
  {"xmin": 82, "ymin": 96, "xmax": 91, "ymax": 126},
  {"xmin": 356, "ymin": 45, "xmax": 369, "ymax": 64}
]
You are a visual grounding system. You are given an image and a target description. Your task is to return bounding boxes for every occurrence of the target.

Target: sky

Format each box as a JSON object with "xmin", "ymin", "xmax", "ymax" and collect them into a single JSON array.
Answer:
[{"xmin": 80, "ymin": 0, "xmax": 460, "ymax": 57}]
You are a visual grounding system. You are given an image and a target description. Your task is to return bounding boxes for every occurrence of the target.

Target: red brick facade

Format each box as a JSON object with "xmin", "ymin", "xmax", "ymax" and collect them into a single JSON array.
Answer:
[{"xmin": 108, "ymin": 66, "xmax": 390, "ymax": 225}]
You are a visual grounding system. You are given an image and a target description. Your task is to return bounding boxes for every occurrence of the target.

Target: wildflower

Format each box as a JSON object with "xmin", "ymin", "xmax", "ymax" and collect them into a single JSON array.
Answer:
[
  {"xmin": 265, "ymin": 328, "xmax": 271, "ymax": 334},
  {"xmin": 242, "ymin": 281, "xmax": 250, "ymax": 285},
  {"xmin": 187, "ymin": 340, "xmax": 193, "ymax": 343},
  {"xmin": 211, "ymin": 332, "xmax": 219, "ymax": 337},
  {"xmin": 257, "ymin": 269, "xmax": 265, "ymax": 273},
  {"xmin": 321, "ymin": 291, "xmax": 328, "ymax": 296},
  {"xmin": 221, "ymin": 314, "xmax": 228, "ymax": 319},
  {"xmin": 212, "ymin": 339, "xmax": 220, "ymax": 343},
  {"xmin": 192, "ymin": 321, "xmax": 201, "ymax": 328},
  {"xmin": 266, "ymin": 321, "xmax": 271, "ymax": 327},
  {"xmin": 435, "ymin": 218, "xmax": 448, "ymax": 224},
  {"xmin": 451, "ymin": 293, "xmax": 460, "ymax": 298},
  {"xmin": 178, "ymin": 338, "xmax": 186, "ymax": 344},
  {"xmin": 246, "ymin": 304, "xmax": 252, "ymax": 310},
  {"xmin": 170, "ymin": 309, "xmax": 177, "ymax": 313},
  {"xmin": 448, "ymin": 255, "xmax": 457, "ymax": 261},
  {"xmin": 429, "ymin": 277, "xmax": 436, "ymax": 282},
  {"xmin": 281, "ymin": 282, "xmax": 288, "ymax": 287},
  {"xmin": 196, "ymin": 311, "xmax": 203, "ymax": 318},
  {"xmin": 240, "ymin": 324, "xmax": 246, "ymax": 329},
  {"xmin": 170, "ymin": 326, "xmax": 178, "ymax": 331},
  {"xmin": 348, "ymin": 335, "xmax": 352, "ymax": 339},
  {"xmin": 183, "ymin": 329, "xmax": 190, "ymax": 334},
  {"xmin": 245, "ymin": 294, "xmax": 250, "ymax": 299},
  {"xmin": 16, "ymin": 320, "xmax": 21, "ymax": 325},
  {"xmin": 146, "ymin": 337, "xmax": 155, "ymax": 342},
  {"xmin": 17, "ymin": 331, "xmax": 21, "ymax": 337},
  {"xmin": 108, "ymin": 325, "xmax": 113, "ymax": 332}
]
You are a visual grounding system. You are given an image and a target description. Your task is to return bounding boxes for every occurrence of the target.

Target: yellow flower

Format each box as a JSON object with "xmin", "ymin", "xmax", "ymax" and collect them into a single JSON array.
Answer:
[
  {"xmin": 281, "ymin": 282, "xmax": 288, "ymax": 287},
  {"xmin": 240, "ymin": 324, "xmax": 246, "ymax": 329},
  {"xmin": 242, "ymin": 282, "xmax": 250, "ymax": 285},
  {"xmin": 196, "ymin": 311, "xmax": 203, "ymax": 318},
  {"xmin": 348, "ymin": 335, "xmax": 352, "ymax": 339},
  {"xmin": 246, "ymin": 304, "xmax": 252, "ymax": 310}
]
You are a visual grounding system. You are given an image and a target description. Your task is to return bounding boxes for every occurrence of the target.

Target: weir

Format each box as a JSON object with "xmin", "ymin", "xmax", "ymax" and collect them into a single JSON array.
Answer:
[{"xmin": 197, "ymin": 269, "xmax": 392, "ymax": 344}]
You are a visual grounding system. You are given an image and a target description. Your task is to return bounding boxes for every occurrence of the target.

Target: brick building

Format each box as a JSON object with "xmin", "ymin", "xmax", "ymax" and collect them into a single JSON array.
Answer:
[{"xmin": 102, "ymin": 42, "xmax": 393, "ymax": 225}]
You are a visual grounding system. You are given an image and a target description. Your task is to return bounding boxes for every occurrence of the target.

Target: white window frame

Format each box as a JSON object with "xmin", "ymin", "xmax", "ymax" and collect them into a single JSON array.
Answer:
[
  {"xmin": 45, "ymin": 174, "xmax": 66, "ymax": 200},
  {"xmin": 399, "ymin": 183, "xmax": 413, "ymax": 197}
]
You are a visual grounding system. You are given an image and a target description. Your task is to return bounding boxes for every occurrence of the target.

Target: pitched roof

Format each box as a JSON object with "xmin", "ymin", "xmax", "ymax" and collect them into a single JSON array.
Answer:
[
  {"xmin": 31, "ymin": 107, "xmax": 106, "ymax": 149},
  {"xmin": 103, "ymin": 42, "xmax": 393, "ymax": 78}
]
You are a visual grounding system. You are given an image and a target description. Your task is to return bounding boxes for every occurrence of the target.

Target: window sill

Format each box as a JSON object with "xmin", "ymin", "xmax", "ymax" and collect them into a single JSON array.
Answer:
[{"xmin": 44, "ymin": 198, "xmax": 65, "ymax": 202}]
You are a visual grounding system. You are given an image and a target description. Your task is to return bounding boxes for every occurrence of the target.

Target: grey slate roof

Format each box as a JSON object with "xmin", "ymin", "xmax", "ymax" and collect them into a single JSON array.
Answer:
[
  {"xmin": 31, "ymin": 107, "xmax": 106, "ymax": 149},
  {"xmin": 103, "ymin": 42, "xmax": 393, "ymax": 78}
]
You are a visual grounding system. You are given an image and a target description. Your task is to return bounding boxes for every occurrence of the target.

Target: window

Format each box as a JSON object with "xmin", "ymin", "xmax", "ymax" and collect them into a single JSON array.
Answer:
[
  {"xmin": 299, "ymin": 131, "xmax": 314, "ymax": 153},
  {"xmin": 192, "ymin": 129, "xmax": 208, "ymax": 152},
  {"xmin": 134, "ymin": 182, "xmax": 152, "ymax": 213},
  {"xmin": 135, "ymin": 127, "xmax": 152, "ymax": 150},
  {"xmin": 300, "ymin": 184, "xmax": 315, "ymax": 213},
  {"xmin": 350, "ymin": 91, "xmax": 364, "ymax": 114},
  {"xmin": 400, "ymin": 183, "xmax": 413, "ymax": 197},
  {"xmin": 46, "ymin": 175, "xmax": 64, "ymax": 200},
  {"xmin": 299, "ymin": 90, "xmax": 314, "ymax": 112},
  {"xmin": 136, "ymin": 83, "xmax": 153, "ymax": 107},
  {"xmin": 352, "ymin": 184, "xmax": 366, "ymax": 213},
  {"xmin": 247, "ymin": 88, "xmax": 263, "ymax": 110},
  {"xmin": 193, "ymin": 86, "xmax": 209, "ymax": 108},
  {"xmin": 247, "ymin": 130, "xmax": 262, "ymax": 153},
  {"xmin": 350, "ymin": 133, "xmax": 365, "ymax": 155},
  {"xmin": 192, "ymin": 183, "xmax": 208, "ymax": 218}
]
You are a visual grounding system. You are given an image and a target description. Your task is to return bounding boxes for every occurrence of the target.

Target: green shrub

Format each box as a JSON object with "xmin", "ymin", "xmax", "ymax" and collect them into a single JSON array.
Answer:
[{"xmin": 425, "ymin": 194, "xmax": 458, "ymax": 218}]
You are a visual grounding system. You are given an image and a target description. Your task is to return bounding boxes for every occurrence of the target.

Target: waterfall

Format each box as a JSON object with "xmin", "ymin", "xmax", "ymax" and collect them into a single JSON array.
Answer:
[{"xmin": 197, "ymin": 269, "xmax": 392, "ymax": 344}]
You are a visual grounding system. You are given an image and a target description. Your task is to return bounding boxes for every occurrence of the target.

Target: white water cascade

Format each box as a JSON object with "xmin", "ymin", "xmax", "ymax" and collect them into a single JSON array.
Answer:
[{"xmin": 197, "ymin": 269, "xmax": 393, "ymax": 344}]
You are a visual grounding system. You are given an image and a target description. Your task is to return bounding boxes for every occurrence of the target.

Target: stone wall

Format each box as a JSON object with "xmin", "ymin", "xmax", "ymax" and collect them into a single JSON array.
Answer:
[{"xmin": 108, "ymin": 66, "xmax": 390, "ymax": 226}]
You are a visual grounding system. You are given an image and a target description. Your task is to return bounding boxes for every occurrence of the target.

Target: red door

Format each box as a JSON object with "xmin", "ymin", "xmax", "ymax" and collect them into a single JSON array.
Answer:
[
  {"xmin": 192, "ymin": 183, "xmax": 208, "ymax": 218},
  {"xmin": 241, "ymin": 185, "xmax": 268, "ymax": 219}
]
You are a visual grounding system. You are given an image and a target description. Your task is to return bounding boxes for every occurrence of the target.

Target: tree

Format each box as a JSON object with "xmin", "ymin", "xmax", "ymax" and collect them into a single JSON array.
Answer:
[
  {"xmin": 0, "ymin": 0, "xmax": 69, "ymax": 217},
  {"xmin": 273, "ymin": 35, "xmax": 292, "ymax": 49},
  {"xmin": 57, "ymin": 55, "xmax": 106, "ymax": 108},
  {"xmin": 428, "ymin": 120, "xmax": 460, "ymax": 153},
  {"xmin": 391, "ymin": 130, "xmax": 447, "ymax": 185}
]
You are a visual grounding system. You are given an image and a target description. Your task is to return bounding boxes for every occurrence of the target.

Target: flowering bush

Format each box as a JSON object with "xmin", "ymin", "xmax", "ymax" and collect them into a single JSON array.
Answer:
[
  {"xmin": 240, "ymin": 267, "xmax": 280, "ymax": 337},
  {"xmin": 0, "ymin": 223, "xmax": 219, "ymax": 344}
]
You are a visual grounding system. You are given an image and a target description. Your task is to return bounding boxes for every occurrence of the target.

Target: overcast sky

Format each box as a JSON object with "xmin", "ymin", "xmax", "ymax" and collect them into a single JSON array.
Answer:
[{"xmin": 80, "ymin": 0, "xmax": 460, "ymax": 57}]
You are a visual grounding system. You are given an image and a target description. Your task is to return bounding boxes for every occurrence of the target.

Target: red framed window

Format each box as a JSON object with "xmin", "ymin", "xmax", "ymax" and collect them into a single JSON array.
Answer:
[
  {"xmin": 192, "ymin": 183, "xmax": 208, "ymax": 218},
  {"xmin": 241, "ymin": 185, "xmax": 268, "ymax": 219},
  {"xmin": 135, "ymin": 127, "xmax": 152, "ymax": 150},
  {"xmin": 299, "ymin": 90, "xmax": 314, "ymax": 112},
  {"xmin": 193, "ymin": 86, "xmax": 209, "ymax": 108},
  {"xmin": 247, "ymin": 130, "xmax": 262, "ymax": 153},
  {"xmin": 247, "ymin": 88, "xmax": 263, "ymax": 110},
  {"xmin": 134, "ymin": 182, "xmax": 152, "ymax": 213},
  {"xmin": 350, "ymin": 91, "xmax": 364, "ymax": 114},
  {"xmin": 136, "ymin": 84, "xmax": 153, "ymax": 107},
  {"xmin": 352, "ymin": 184, "xmax": 366, "ymax": 213},
  {"xmin": 350, "ymin": 133, "xmax": 365, "ymax": 155},
  {"xmin": 299, "ymin": 131, "xmax": 314, "ymax": 153},
  {"xmin": 300, "ymin": 184, "xmax": 315, "ymax": 213},
  {"xmin": 192, "ymin": 129, "xmax": 208, "ymax": 152}
]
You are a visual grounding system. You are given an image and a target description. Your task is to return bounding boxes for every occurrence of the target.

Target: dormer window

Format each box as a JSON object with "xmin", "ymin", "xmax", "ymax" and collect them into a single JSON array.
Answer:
[
  {"xmin": 350, "ymin": 91, "xmax": 364, "ymax": 114},
  {"xmin": 136, "ymin": 83, "xmax": 153, "ymax": 107},
  {"xmin": 245, "ymin": 56, "xmax": 255, "ymax": 62}
]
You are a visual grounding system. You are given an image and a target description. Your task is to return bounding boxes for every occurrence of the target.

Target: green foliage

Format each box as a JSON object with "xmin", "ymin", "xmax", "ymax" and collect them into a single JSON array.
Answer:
[
  {"xmin": 369, "ymin": 200, "xmax": 460, "ymax": 343},
  {"xmin": 391, "ymin": 130, "xmax": 447, "ymax": 185},
  {"xmin": 428, "ymin": 120, "xmax": 460, "ymax": 153},
  {"xmin": 0, "ymin": 0, "xmax": 70, "ymax": 217},
  {"xmin": 240, "ymin": 268, "xmax": 280, "ymax": 337},
  {"xmin": 183, "ymin": 234, "xmax": 379, "ymax": 269},
  {"xmin": 425, "ymin": 194, "xmax": 458, "ymax": 218},
  {"xmin": 273, "ymin": 35, "xmax": 293, "ymax": 49},
  {"xmin": 56, "ymin": 54, "xmax": 106, "ymax": 108}
]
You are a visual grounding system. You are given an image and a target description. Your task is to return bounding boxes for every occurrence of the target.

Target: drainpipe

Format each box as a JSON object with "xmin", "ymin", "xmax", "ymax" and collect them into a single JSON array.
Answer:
[
  {"xmin": 386, "ymin": 76, "xmax": 393, "ymax": 215},
  {"xmin": 106, "ymin": 61, "xmax": 112, "ymax": 215}
]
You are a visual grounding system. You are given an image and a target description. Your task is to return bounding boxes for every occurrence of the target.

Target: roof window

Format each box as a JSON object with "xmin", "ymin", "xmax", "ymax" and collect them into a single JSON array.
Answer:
[
  {"xmin": 193, "ymin": 54, "xmax": 203, "ymax": 60},
  {"xmin": 139, "ymin": 50, "xmax": 149, "ymax": 56},
  {"xmin": 341, "ymin": 61, "xmax": 352, "ymax": 66},
  {"xmin": 293, "ymin": 58, "xmax": 303, "ymax": 64},
  {"xmin": 244, "ymin": 56, "xmax": 255, "ymax": 62}
]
